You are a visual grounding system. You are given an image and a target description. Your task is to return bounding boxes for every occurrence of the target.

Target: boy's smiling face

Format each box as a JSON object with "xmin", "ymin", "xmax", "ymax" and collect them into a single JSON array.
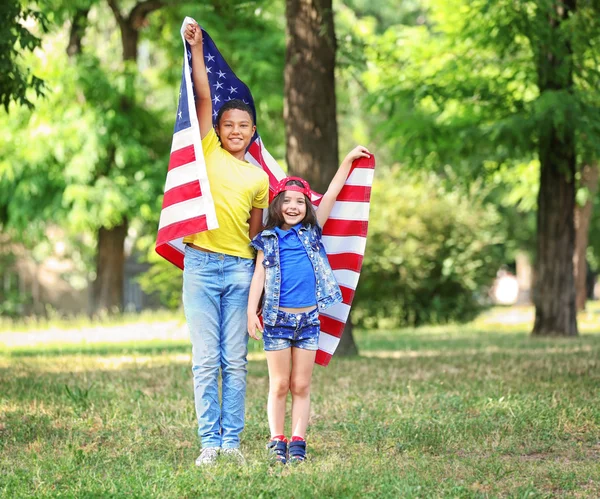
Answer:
[{"xmin": 216, "ymin": 109, "xmax": 255, "ymax": 158}]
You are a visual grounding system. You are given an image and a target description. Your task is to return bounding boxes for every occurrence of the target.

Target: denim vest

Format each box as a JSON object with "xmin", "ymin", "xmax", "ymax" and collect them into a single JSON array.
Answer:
[{"xmin": 251, "ymin": 224, "xmax": 342, "ymax": 326}]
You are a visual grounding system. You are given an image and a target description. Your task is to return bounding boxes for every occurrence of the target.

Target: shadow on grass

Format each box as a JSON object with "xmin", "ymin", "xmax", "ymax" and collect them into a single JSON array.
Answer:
[
  {"xmin": 2, "ymin": 327, "xmax": 599, "ymax": 359},
  {"xmin": 0, "ymin": 338, "xmax": 270, "ymax": 359}
]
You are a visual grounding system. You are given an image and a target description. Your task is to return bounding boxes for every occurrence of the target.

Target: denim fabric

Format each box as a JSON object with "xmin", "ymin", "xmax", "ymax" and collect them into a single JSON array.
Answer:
[
  {"xmin": 250, "ymin": 224, "xmax": 342, "ymax": 326},
  {"xmin": 182, "ymin": 246, "xmax": 254, "ymax": 449},
  {"xmin": 263, "ymin": 308, "xmax": 320, "ymax": 351}
]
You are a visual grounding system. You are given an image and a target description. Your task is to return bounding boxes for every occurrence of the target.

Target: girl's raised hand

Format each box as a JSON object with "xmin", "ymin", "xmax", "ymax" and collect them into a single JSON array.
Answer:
[
  {"xmin": 343, "ymin": 145, "xmax": 371, "ymax": 164},
  {"xmin": 184, "ymin": 22, "xmax": 203, "ymax": 47},
  {"xmin": 247, "ymin": 313, "xmax": 263, "ymax": 341}
]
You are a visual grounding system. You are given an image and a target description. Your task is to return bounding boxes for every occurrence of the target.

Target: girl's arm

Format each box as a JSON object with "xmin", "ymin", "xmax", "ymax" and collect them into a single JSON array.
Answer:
[
  {"xmin": 316, "ymin": 145, "xmax": 371, "ymax": 228},
  {"xmin": 183, "ymin": 23, "xmax": 213, "ymax": 139},
  {"xmin": 247, "ymin": 250, "xmax": 266, "ymax": 340}
]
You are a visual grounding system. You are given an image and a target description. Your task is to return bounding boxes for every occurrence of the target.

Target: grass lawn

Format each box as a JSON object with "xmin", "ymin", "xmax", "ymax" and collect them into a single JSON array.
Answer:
[{"xmin": 1, "ymin": 311, "xmax": 599, "ymax": 497}]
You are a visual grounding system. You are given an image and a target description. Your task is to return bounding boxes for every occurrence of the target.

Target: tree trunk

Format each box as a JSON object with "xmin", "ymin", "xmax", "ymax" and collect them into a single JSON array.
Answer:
[
  {"xmin": 574, "ymin": 163, "xmax": 599, "ymax": 311},
  {"xmin": 285, "ymin": 0, "xmax": 359, "ymax": 356},
  {"xmin": 66, "ymin": 8, "xmax": 90, "ymax": 57},
  {"xmin": 92, "ymin": 222, "xmax": 128, "ymax": 313},
  {"xmin": 89, "ymin": 1, "xmax": 163, "ymax": 314},
  {"xmin": 532, "ymin": 0, "xmax": 578, "ymax": 337},
  {"xmin": 284, "ymin": 0, "xmax": 339, "ymax": 190}
]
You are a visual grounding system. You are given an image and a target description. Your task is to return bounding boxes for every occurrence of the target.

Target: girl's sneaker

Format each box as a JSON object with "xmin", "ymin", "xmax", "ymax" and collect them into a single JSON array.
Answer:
[
  {"xmin": 288, "ymin": 438, "xmax": 307, "ymax": 463},
  {"xmin": 267, "ymin": 437, "xmax": 288, "ymax": 465}
]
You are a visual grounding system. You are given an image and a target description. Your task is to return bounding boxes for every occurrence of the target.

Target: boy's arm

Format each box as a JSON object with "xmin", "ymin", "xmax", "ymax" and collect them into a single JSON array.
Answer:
[
  {"xmin": 316, "ymin": 145, "xmax": 371, "ymax": 228},
  {"xmin": 248, "ymin": 208, "xmax": 264, "ymax": 240},
  {"xmin": 183, "ymin": 23, "xmax": 213, "ymax": 139},
  {"xmin": 247, "ymin": 251, "xmax": 266, "ymax": 340}
]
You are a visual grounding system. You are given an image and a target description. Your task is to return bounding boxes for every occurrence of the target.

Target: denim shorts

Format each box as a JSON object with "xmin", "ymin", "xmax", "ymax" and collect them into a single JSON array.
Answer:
[{"xmin": 263, "ymin": 308, "xmax": 320, "ymax": 351}]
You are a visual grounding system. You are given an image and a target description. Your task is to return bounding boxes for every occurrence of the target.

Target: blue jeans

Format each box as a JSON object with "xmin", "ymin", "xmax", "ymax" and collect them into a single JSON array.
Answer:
[{"xmin": 182, "ymin": 246, "xmax": 254, "ymax": 449}]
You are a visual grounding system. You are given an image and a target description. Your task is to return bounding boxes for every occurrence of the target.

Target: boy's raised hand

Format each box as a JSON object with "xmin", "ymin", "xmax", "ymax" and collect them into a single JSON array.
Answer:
[
  {"xmin": 184, "ymin": 22, "xmax": 203, "ymax": 47},
  {"xmin": 247, "ymin": 313, "xmax": 263, "ymax": 341},
  {"xmin": 343, "ymin": 145, "xmax": 371, "ymax": 164}
]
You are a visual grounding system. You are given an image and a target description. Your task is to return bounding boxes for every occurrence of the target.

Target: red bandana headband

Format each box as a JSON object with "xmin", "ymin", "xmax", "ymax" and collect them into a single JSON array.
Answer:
[{"xmin": 270, "ymin": 176, "xmax": 311, "ymax": 202}]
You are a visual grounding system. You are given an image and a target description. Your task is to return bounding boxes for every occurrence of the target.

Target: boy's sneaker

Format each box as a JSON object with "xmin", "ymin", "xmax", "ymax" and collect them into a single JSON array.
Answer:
[
  {"xmin": 267, "ymin": 437, "xmax": 288, "ymax": 465},
  {"xmin": 288, "ymin": 438, "xmax": 306, "ymax": 463},
  {"xmin": 221, "ymin": 448, "xmax": 246, "ymax": 465},
  {"xmin": 195, "ymin": 447, "xmax": 219, "ymax": 466}
]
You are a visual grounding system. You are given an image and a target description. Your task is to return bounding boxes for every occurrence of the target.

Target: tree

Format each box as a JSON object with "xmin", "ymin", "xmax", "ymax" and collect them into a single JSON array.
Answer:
[
  {"xmin": 0, "ymin": 0, "xmax": 47, "ymax": 110},
  {"xmin": 0, "ymin": 0, "xmax": 171, "ymax": 315},
  {"xmin": 574, "ymin": 163, "xmax": 599, "ymax": 311},
  {"xmin": 284, "ymin": 0, "xmax": 358, "ymax": 355},
  {"xmin": 530, "ymin": 0, "xmax": 578, "ymax": 336},
  {"xmin": 362, "ymin": 0, "xmax": 600, "ymax": 336}
]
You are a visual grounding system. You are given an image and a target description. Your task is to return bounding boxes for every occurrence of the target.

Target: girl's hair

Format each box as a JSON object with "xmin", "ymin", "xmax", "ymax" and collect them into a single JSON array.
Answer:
[
  {"xmin": 264, "ymin": 180, "xmax": 317, "ymax": 230},
  {"xmin": 215, "ymin": 99, "xmax": 255, "ymax": 126}
]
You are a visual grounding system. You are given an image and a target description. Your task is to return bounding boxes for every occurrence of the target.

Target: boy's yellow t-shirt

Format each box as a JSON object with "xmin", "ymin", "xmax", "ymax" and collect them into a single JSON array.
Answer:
[{"xmin": 183, "ymin": 129, "xmax": 269, "ymax": 259}]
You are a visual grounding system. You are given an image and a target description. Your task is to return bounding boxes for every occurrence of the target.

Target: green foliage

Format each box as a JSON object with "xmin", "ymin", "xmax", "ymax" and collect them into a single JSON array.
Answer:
[
  {"xmin": 0, "ymin": 0, "xmax": 48, "ymax": 110},
  {"xmin": 354, "ymin": 167, "xmax": 505, "ymax": 327},
  {"xmin": 137, "ymin": 247, "xmax": 181, "ymax": 310}
]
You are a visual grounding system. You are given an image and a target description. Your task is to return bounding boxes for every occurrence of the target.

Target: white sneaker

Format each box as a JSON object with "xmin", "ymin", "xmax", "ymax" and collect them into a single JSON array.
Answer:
[
  {"xmin": 221, "ymin": 448, "xmax": 246, "ymax": 465},
  {"xmin": 195, "ymin": 447, "xmax": 219, "ymax": 466}
]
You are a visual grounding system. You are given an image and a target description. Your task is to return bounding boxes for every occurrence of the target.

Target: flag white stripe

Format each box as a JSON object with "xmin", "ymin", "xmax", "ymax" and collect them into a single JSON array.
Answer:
[
  {"xmin": 164, "ymin": 162, "xmax": 201, "ymax": 192},
  {"xmin": 321, "ymin": 302, "xmax": 351, "ymax": 323},
  {"xmin": 159, "ymin": 197, "xmax": 208, "ymax": 229},
  {"xmin": 346, "ymin": 168, "xmax": 374, "ymax": 186},
  {"xmin": 318, "ymin": 332, "xmax": 340, "ymax": 354},
  {"xmin": 322, "ymin": 235, "xmax": 366, "ymax": 255},
  {"xmin": 329, "ymin": 201, "xmax": 371, "ymax": 221},
  {"xmin": 333, "ymin": 269, "xmax": 361, "ymax": 290},
  {"xmin": 171, "ymin": 128, "xmax": 196, "ymax": 153},
  {"xmin": 169, "ymin": 239, "xmax": 186, "ymax": 252}
]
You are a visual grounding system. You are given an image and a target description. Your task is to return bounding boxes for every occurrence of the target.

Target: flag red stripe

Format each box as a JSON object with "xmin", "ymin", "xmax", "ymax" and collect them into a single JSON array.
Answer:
[
  {"xmin": 315, "ymin": 350, "xmax": 332, "ymax": 366},
  {"xmin": 169, "ymin": 145, "xmax": 196, "ymax": 171},
  {"xmin": 351, "ymin": 156, "xmax": 375, "ymax": 170},
  {"xmin": 327, "ymin": 253, "xmax": 364, "ymax": 273},
  {"xmin": 322, "ymin": 219, "xmax": 368, "ymax": 237},
  {"xmin": 319, "ymin": 314, "xmax": 345, "ymax": 338},
  {"xmin": 336, "ymin": 185, "xmax": 372, "ymax": 203},
  {"xmin": 162, "ymin": 181, "xmax": 202, "ymax": 209},
  {"xmin": 156, "ymin": 215, "xmax": 208, "ymax": 247},
  {"xmin": 340, "ymin": 285, "xmax": 355, "ymax": 305},
  {"xmin": 156, "ymin": 242, "xmax": 185, "ymax": 270}
]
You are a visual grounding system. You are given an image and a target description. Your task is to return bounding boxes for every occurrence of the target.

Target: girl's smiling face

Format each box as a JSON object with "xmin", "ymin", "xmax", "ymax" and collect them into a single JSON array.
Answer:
[
  {"xmin": 216, "ymin": 109, "xmax": 255, "ymax": 158},
  {"xmin": 281, "ymin": 190, "xmax": 307, "ymax": 230}
]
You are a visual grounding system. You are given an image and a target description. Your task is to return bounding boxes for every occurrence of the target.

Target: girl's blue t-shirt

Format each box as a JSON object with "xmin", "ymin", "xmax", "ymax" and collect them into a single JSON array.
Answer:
[{"xmin": 274, "ymin": 224, "xmax": 317, "ymax": 308}]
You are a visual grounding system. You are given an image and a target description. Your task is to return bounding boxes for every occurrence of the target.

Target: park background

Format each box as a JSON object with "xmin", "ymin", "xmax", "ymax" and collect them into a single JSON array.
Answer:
[{"xmin": 1, "ymin": 0, "xmax": 599, "ymax": 497}]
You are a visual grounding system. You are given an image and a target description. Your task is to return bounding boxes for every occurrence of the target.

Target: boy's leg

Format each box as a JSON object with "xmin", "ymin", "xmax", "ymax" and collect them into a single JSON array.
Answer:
[
  {"xmin": 219, "ymin": 256, "xmax": 253, "ymax": 450},
  {"xmin": 289, "ymin": 347, "xmax": 317, "ymax": 439},
  {"xmin": 183, "ymin": 248, "xmax": 222, "ymax": 450},
  {"xmin": 265, "ymin": 348, "xmax": 292, "ymax": 437}
]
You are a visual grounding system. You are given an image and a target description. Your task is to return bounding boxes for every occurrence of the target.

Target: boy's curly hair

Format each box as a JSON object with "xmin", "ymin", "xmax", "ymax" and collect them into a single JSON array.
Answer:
[{"xmin": 215, "ymin": 99, "xmax": 255, "ymax": 126}]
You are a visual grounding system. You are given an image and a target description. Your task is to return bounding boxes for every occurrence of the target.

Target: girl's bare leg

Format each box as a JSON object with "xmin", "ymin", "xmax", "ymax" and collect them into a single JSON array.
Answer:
[
  {"xmin": 265, "ymin": 348, "xmax": 292, "ymax": 437},
  {"xmin": 289, "ymin": 347, "xmax": 317, "ymax": 438}
]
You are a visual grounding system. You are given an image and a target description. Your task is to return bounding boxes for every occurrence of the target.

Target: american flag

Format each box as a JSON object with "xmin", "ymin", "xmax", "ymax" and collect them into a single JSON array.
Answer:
[{"xmin": 156, "ymin": 18, "xmax": 376, "ymax": 366}]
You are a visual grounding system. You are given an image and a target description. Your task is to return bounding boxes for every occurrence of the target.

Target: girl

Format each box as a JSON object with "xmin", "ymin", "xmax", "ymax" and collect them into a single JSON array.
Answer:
[
  {"xmin": 247, "ymin": 146, "xmax": 371, "ymax": 464},
  {"xmin": 183, "ymin": 23, "xmax": 269, "ymax": 466}
]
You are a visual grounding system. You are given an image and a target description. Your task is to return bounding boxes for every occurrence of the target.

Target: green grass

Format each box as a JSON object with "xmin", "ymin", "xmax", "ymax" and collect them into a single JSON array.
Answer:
[
  {"xmin": 1, "ymin": 315, "xmax": 599, "ymax": 497},
  {"xmin": 0, "ymin": 309, "xmax": 180, "ymax": 334}
]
